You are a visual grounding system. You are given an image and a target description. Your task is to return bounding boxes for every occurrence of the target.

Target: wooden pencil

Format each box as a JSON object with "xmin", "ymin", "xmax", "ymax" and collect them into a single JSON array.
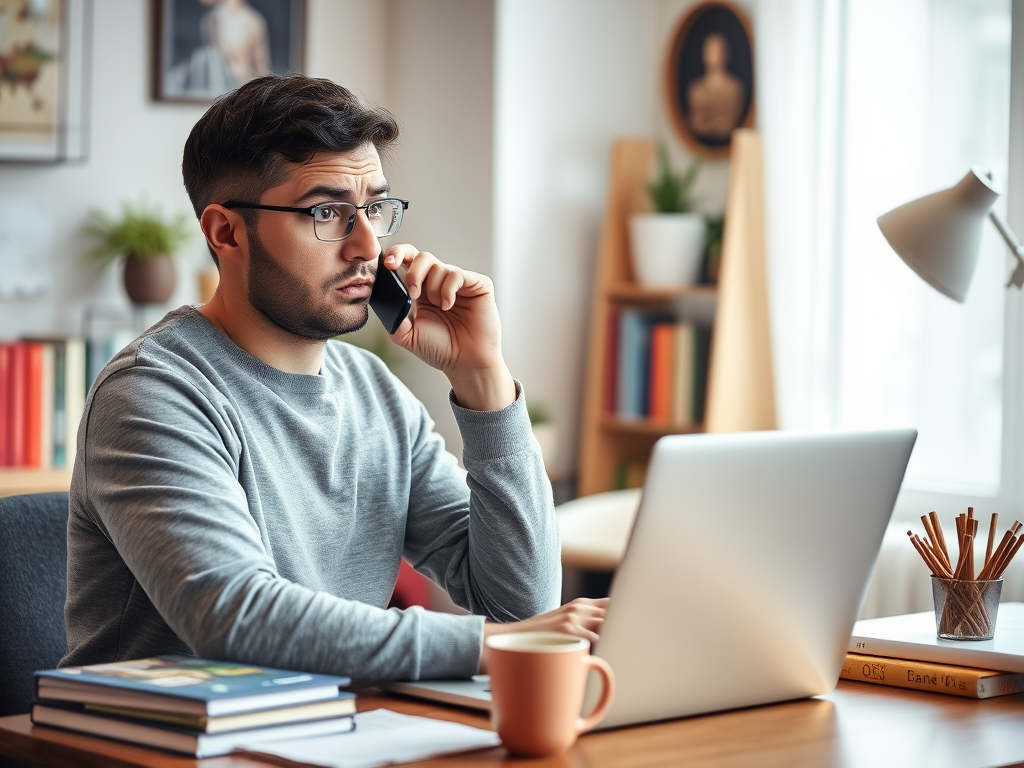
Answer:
[
  {"xmin": 985, "ymin": 513, "xmax": 999, "ymax": 571},
  {"xmin": 930, "ymin": 511, "xmax": 951, "ymax": 570}
]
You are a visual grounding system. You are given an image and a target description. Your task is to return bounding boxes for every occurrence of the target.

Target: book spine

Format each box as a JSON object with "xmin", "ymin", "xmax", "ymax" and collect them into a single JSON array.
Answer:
[
  {"xmin": 841, "ymin": 653, "xmax": 1024, "ymax": 699},
  {"xmin": 692, "ymin": 327, "xmax": 712, "ymax": 424},
  {"xmin": 9, "ymin": 342, "xmax": 27, "ymax": 467},
  {"xmin": 64, "ymin": 339, "xmax": 86, "ymax": 471},
  {"xmin": 649, "ymin": 323, "xmax": 674, "ymax": 422},
  {"xmin": 616, "ymin": 311, "xmax": 634, "ymax": 419},
  {"xmin": 24, "ymin": 342, "xmax": 44, "ymax": 467},
  {"xmin": 52, "ymin": 341, "xmax": 66, "ymax": 467},
  {"xmin": 672, "ymin": 323, "xmax": 695, "ymax": 427},
  {"xmin": 603, "ymin": 310, "xmax": 618, "ymax": 414},
  {"xmin": 636, "ymin": 315, "xmax": 652, "ymax": 418},
  {"xmin": 0, "ymin": 343, "xmax": 9, "ymax": 467},
  {"xmin": 39, "ymin": 343, "xmax": 55, "ymax": 469}
]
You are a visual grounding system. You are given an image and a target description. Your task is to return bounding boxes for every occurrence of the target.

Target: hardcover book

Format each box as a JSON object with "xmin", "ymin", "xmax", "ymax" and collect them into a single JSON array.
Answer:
[
  {"xmin": 36, "ymin": 656, "xmax": 351, "ymax": 717},
  {"xmin": 31, "ymin": 700, "xmax": 354, "ymax": 758},
  {"xmin": 849, "ymin": 602, "xmax": 1024, "ymax": 673},
  {"xmin": 841, "ymin": 652, "xmax": 1024, "ymax": 698}
]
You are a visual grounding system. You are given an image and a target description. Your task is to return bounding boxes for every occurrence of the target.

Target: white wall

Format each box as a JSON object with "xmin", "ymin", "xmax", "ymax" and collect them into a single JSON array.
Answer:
[
  {"xmin": 492, "ymin": 0, "xmax": 747, "ymax": 476},
  {"xmin": 380, "ymin": 0, "xmax": 496, "ymax": 460},
  {"xmin": 0, "ymin": 0, "xmax": 207, "ymax": 339},
  {"xmin": 0, "ymin": 0, "xmax": 752, "ymax": 480}
]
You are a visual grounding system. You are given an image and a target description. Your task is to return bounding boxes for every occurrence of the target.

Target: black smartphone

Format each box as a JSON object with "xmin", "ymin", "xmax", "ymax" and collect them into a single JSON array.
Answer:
[{"xmin": 369, "ymin": 253, "xmax": 413, "ymax": 334}]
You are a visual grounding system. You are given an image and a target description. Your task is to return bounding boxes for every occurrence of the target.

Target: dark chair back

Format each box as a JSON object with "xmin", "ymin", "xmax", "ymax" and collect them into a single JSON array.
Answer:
[{"xmin": 0, "ymin": 492, "xmax": 69, "ymax": 719}]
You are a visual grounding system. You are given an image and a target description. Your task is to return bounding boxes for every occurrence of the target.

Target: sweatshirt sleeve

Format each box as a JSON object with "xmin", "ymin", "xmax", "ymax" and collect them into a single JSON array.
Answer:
[
  {"xmin": 76, "ymin": 365, "xmax": 485, "ymax": 685},
  {"xmin": 400, "ymin": 381, "xmax": 562, "ymax": 622}
]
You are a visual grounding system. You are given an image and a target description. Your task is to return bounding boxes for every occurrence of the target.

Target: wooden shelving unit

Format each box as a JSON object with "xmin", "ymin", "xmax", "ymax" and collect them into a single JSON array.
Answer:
[
  {"xmin": 0, "ymin": 468, "xmax": 73, "ymax": 498},
  {"xmin": 577, "ymin": 133, "xmax": 777, "ymax": 497}
]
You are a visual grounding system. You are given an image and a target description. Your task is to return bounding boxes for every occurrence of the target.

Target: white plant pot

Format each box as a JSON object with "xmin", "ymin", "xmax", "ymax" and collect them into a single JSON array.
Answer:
[
  {"xmin": 629, "ymin": 213, "xmax": 706, "ymax": 288},
  {"xmin": 532, "ymin": 423, "xmax": 557, "ymax": 474}
]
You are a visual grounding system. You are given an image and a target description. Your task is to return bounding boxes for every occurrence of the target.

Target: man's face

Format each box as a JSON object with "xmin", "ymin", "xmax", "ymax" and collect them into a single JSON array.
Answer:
[{"xmin": 244, "ymin": 144, "xmax": 388, "ymax": 341}]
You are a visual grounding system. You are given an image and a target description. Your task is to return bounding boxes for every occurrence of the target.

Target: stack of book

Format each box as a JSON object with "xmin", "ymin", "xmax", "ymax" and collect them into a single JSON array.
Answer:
[
  {"xmin": 604, "ymin": 310, "xmax": 712, "ymax": 427},
  {"xmin": 31, "ymin": 656, "xmax": 355, "ymax": 757},
  {"xmin": 843, "ymin": 603, "xmax": 1024, "ymax": 699}
]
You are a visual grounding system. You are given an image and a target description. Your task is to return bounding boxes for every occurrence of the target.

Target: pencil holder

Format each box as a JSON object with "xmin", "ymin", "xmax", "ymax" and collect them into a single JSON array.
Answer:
[{"xmin": 931, "ymin": 576, "xmax": 1002, "ymax": 640}]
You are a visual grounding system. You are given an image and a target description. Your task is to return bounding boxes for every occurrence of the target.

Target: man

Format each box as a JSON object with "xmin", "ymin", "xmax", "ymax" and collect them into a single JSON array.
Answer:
[{"xmin": 63, "ymin": 75, "xmax": 605, "ymax": 683}]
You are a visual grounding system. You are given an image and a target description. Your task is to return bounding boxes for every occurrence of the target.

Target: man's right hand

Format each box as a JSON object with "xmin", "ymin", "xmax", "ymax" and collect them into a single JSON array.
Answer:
[{"xmin": 478, "ymin": 598, "xmax": 609, "ymax": 673}]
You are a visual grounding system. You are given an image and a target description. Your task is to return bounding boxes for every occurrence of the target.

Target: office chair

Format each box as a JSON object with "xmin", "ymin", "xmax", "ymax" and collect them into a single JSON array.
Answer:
[{"xmin": 0, "ymin": 492, "xmax": 69, "ymax": 729}]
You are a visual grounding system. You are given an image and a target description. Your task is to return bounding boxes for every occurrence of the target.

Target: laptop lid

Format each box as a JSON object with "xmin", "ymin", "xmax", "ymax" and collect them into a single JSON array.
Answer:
[{"xmin": 588, "ymin": 429, "xmax": 916, "ymax": 729}]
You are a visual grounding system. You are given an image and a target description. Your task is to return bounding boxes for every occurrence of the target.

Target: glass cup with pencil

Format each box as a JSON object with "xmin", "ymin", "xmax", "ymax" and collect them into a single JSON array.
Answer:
[{"xmin": 908, "ymin": 509, "xmax": 1023, "ymax": 641}]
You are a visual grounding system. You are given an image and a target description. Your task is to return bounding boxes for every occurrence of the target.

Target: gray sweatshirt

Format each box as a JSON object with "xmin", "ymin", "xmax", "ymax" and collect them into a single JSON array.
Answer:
[{"xmin": 62, "ymin": 306, "xmax": 560, "ymax": 684}]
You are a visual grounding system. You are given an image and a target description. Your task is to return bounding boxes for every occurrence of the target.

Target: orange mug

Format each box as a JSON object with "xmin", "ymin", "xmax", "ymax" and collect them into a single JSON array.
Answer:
[{"xmin": 485, "ymin": 632, "xmax": 615, "ymax": 757}]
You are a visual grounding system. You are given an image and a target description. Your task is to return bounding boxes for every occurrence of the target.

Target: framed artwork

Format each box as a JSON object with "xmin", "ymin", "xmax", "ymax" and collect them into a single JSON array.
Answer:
[
  {"xmin": 153, "ymin": 0, "xmax": 305, "ymax": 103},
  {"xmin": 664, "ymin": 1, "xmax": 754, "ymax": 159},
  {"xmin": 0, "ymin": 0, "xmax": 90, "ymax": 162}
]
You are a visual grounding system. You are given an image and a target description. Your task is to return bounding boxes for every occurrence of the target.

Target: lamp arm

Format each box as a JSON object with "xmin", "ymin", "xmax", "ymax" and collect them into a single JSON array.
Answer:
[{"xmin": 989, "ymin": 210, "xmax": 1024, "ymax": 289}]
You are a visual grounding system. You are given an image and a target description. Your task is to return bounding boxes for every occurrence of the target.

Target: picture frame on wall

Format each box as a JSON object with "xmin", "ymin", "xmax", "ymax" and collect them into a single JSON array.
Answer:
[
  {"xmin": 153, "ymin": 0, "xmax": 305, "ymax": 103},
  {"xmin": 0, "ymin": 0, "xmax": 91, "ymax": 162},
  {"xmin": 665, "ymin": 1, "xmax": 754, "ymax": 159}
]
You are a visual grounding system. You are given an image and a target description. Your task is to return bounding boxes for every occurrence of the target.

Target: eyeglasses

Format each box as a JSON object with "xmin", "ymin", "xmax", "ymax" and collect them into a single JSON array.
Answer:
[{"xmin": 222, "ymin": 198, "xmax": 409, "ymax": 242}]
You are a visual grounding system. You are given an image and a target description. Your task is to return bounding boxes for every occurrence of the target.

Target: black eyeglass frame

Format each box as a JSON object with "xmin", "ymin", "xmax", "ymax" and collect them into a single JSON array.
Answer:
[{"xmin": 221, "ymin": 198, "xmax": 410, "ymax": 242}]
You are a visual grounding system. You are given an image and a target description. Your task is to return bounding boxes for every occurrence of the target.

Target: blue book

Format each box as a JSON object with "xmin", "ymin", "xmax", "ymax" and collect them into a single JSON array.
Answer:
[
  {"xmin": 36, "ymin": 656, "xmax": 351, "ymax": 717},
  {"xmin": 616, "ymin": 311, "xmax": 637, "ymax": 418},
  {"xmin": 617, "ymin": 311, "xmax": 644, "ymax": 420}
]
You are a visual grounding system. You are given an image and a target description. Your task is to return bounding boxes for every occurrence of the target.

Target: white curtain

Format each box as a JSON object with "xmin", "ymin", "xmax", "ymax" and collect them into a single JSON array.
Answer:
[{"xmin": 756, "ymin": 0, "xmax": 1011, "ymax": 500}]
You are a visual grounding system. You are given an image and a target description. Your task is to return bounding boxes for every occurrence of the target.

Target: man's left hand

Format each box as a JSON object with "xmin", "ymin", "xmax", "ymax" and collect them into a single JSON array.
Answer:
[{"xmin": 381, "ymin": 245, "xmax": 516, "ymax": 412}]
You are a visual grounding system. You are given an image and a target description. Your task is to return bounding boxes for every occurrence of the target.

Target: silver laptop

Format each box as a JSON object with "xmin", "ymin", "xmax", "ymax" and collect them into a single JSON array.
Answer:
[{"xmin": 386, "ymin": 429, "xmax": 917, "ymax": 728}]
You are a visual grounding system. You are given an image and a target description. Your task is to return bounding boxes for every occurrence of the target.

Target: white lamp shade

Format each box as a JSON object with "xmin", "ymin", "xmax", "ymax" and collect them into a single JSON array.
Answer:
[{"xmin": 877, "ymin": 168, "xmax": 1000, "ymax": 303}]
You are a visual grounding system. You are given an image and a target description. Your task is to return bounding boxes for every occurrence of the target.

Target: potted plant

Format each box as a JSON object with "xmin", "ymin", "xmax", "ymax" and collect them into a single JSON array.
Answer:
[
  {"xmin": 629, "ymin": 145, "xmax": 705, "ymax": 287},
  {"xmin": 85, "ymin": 203, "xmax": 192, "ymax": 304}
]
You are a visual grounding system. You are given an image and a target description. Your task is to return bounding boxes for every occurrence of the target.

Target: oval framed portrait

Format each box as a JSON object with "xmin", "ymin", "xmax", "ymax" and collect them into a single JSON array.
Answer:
[{"xmin": 665, "ymin": 1, "xmax": 755, "ymax": 159}]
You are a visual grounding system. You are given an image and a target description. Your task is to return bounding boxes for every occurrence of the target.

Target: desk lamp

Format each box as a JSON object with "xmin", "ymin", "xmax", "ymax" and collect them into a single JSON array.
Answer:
[{"xmin": 877, "ymin": 168, "xmax": 1024, "ymax": 301}]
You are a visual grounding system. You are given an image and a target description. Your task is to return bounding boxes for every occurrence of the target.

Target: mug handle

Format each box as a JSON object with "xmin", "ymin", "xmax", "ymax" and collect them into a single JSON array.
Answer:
[{"xmin": 576, "ymin": 655, "xmax": 616, "ymax": 734}]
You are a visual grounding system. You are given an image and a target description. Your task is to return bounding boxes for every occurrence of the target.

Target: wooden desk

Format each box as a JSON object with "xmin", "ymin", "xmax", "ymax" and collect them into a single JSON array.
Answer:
[{"xmin": 2, "ymin": 682, "xmax": 1024, "ymax": 768}]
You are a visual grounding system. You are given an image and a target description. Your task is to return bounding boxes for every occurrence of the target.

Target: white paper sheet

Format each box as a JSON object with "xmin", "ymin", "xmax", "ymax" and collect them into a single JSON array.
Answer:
[{"xmin": 234, "ymin": 708, "xmax": 501, "ymax": 768}]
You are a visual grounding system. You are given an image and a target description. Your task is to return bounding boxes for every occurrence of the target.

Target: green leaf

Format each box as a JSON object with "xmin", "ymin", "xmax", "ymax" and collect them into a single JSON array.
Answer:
[
  {"xmin": 83, "ymin": 202, "xmax": 193, "ymax": 265},
  {"xmin": 647, "ymin": 144, "xmax": 703, "ymax": 214}
]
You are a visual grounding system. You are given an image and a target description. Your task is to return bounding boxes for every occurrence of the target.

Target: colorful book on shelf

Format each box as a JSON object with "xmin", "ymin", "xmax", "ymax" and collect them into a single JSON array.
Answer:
[
  {"xmin": 603, "ymin": 310, "xmax": 619, "ymax": 414},
  {"xmin": 648, "ymin": 322, "xmax": 674, "ymax": 422},
  {"xmin": 611, "ymin": 311, "xmax": 704, "ymax": 426},
  {"xmin": 849, "ymin": 602, "xmax": 1024, "ymax": 673},
  {"xmin": 841, "ymin": 652, "xmax": 1024, "ymax": 699},
  {"xmin": 616, "ymin": 310, "xmax": 643, "ymax": 419},
  {"xmin": 35, "ymin": 656, "xmax": 351, "ymax": 717},
  {"xmin": 31, "ymin": 699, "xmax": 355, "ymax": 758},
  {"xmin": 0, "ymin": 343, "xmax": 9, "ymax": 467},
  {"xmin": 24, "ymin": 341, "xmax": 44, "ymax": 467},
  {"xmin": 0, "ymin": 337, "xmax": 88, "ymax": 470},
  {"xmin": 672, "ymin": 323, "xmax": 695, "ymax": 427},
  {"xmin": 692, "ymin": 327, "xmax": 712, "ymax": 424}
]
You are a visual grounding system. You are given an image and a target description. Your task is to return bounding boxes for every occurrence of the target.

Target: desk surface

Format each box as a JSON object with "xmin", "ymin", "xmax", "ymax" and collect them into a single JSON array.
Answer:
[{"xmin": 2, "ymin": 682, "xmax": 1024, "ymax": 768}]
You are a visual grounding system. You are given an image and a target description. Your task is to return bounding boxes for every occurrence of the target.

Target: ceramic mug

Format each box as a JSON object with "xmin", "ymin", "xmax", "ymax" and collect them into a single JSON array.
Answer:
[{"xmin": 485, "ymin": 632, "xmax": 616, "ymax": 757}]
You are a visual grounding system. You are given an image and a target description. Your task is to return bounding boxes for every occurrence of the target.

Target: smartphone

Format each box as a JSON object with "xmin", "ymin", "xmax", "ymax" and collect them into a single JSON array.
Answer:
[{"xmin": 369, "ymin": 253, "xmax": 413, "ymax": 334}]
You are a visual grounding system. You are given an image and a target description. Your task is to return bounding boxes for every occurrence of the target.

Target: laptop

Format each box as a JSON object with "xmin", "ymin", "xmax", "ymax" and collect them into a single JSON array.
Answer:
[{"xmin": 385, "ymin": 429, "xmax": 917, "ymax": 728}]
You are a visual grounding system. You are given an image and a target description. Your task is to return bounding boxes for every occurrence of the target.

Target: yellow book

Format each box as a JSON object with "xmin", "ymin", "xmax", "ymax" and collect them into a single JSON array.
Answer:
[{"xmin": 841, "ymin": 652, "xmax": 1024, "ymax": 699}]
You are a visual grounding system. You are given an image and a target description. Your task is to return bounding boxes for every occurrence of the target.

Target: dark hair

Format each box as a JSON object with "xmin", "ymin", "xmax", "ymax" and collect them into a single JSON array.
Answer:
[{"xmin": 182, "ymin": 75, "xmax": 400, "ymax": 265}]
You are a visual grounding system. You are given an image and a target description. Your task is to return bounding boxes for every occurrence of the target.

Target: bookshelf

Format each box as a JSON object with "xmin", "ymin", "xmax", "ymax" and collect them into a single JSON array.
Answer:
[{"xmin": 577, "ymin": 133, "xmax": 777, "ymax": 497}]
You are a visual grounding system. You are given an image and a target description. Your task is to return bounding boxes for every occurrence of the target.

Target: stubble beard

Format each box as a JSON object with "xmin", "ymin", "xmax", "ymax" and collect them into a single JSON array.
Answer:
[{"xmin": 246, "ymin": 229, "xmax": 374, "ymax": 341}]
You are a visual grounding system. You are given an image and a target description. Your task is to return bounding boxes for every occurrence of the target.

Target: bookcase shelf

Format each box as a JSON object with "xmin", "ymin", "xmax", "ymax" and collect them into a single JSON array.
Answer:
[
  {"xmin": 600, "ymin": 417, "xmax": 705, "ymax": 437},
  {"xmin": 606, "ymin": 284, "xmax": 717, "ymax": 304},
  {"xmin": 0, "ymin": 467, "xmax": 72, "ymax": 498},
  {"xmin": 576, "ymin": 134, "xmax": 777, "ymax": 497}
]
